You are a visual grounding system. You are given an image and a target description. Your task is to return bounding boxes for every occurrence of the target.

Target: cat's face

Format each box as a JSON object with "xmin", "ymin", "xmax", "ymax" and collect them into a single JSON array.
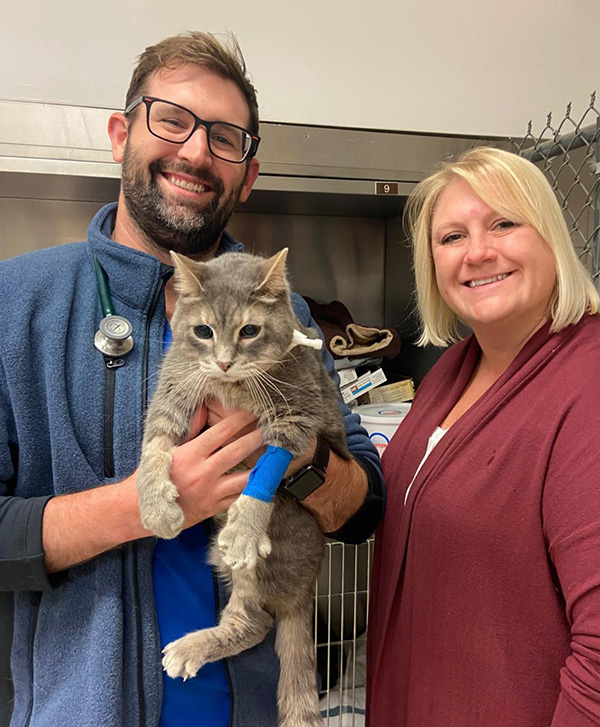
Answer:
[{"xmin": 171, "ymin": 250, "xmax": 296, "ymax": 383}]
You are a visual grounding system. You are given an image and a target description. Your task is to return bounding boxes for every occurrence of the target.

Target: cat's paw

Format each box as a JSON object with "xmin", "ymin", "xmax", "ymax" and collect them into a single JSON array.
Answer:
[
  {"xmin": 142, "ymin": 500, "xmax": 184, "ymax": 540},
  {"xmin": 217, "ymin": 495, "xmax": 273, "ymax": 570},
  {"xmin": 162, "ymin": 633, "xmax": 207, "ymax": 681},
  {"xmin": 278, "ymin": 715, "xmax": 324, "ymax": 727},
  {"xmin": 138, "ymin": 475, "xmax": 184, "ymax": 540},
  {"xmin": 218, "ymin": 528, "xmax": 272, "ymax": 570}
]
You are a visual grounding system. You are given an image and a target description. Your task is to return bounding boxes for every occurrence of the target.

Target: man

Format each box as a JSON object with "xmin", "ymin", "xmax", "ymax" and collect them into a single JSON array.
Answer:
[{"xmin": 0, "ymin": 32, "xmax": 384, "ymax": 727}]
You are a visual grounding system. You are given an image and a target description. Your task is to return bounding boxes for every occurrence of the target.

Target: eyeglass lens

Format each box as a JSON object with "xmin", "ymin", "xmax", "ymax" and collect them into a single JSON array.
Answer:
[{"xmin": 147, "ymin": 101, "xmax": 251, "ymax": 161}]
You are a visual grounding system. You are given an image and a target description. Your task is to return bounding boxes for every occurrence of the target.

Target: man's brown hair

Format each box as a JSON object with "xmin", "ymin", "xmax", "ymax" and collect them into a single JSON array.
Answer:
[{"xmin": 125, "ymin": 31, "xmax": 259, "ymax": 135}]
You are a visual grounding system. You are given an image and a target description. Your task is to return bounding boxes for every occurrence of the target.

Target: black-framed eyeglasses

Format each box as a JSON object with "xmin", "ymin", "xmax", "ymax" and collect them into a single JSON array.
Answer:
[{"xmin": 124, "ymin": 95, "xmax": 260, "ymax": 164}]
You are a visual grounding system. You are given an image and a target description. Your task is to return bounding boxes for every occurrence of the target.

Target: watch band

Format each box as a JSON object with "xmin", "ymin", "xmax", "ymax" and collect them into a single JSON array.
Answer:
[
  {"xmin": 283, "ymin": 436, "xmax": 330, "ymax": 501},
  {"xmin": 309, "ymin": 435, "xmax": 330, "ymax": 475}
]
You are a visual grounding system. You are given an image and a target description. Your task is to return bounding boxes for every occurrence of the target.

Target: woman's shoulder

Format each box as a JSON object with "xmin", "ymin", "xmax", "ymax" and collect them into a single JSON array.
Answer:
[
  {"xmin": 418, "ymin": 337, "xmax": 474, "ymax": 383},
  {"xmin": 408, "ymin": 337, "xmax": 476, "ymax": 411},
  {"xmin": 559, "ymin": 314, "xmax": 600, "ymax": 388}
]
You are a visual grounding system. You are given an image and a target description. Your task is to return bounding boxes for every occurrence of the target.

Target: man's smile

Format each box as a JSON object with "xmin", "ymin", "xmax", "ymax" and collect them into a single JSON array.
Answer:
[{"xmin": 161, "ymin": 172, "xmax": 213, "ymax": 197}]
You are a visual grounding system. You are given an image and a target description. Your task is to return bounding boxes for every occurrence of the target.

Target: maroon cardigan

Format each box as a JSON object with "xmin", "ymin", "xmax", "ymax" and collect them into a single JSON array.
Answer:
[{"xmin": 367, "ymin": 315, "xmax": 600, "ymax": 727}]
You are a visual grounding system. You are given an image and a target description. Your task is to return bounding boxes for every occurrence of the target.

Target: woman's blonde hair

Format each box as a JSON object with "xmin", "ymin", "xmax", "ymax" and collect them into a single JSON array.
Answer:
[{"xmin": 406, "ymin": 146, "xmax": 599, "ymax": 347}]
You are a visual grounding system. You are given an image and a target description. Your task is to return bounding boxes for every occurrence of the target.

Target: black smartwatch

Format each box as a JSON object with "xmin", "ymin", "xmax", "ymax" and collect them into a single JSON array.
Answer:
[{"xmin": 283, "ymin": 436, "xmax": 330, "ymax": 501}]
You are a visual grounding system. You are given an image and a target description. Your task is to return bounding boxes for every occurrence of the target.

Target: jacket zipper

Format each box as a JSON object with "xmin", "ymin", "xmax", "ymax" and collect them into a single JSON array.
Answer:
[
  {"xmin": 137, "ymin": 269, "xmax": 171, "ymax": 727},
  {"xmin": 141, "ymin": 271, "xmax": 172, "ymax": 416},
  {"xmin": 23, "ymin": 593, "xmax": 41, "ymax": 727},
  {"xmin": 103, "ymin": 266, "xmax": 171, "ymax": 479},
  {"xmin": 102, "ymin": 357, "xmax": 125, "ymax": 478}
]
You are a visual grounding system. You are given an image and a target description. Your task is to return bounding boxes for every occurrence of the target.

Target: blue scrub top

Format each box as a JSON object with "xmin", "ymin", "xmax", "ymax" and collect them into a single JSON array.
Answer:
[{"xmin": 152, "ymin": 321, "xmax": 231, "ymax": 726}]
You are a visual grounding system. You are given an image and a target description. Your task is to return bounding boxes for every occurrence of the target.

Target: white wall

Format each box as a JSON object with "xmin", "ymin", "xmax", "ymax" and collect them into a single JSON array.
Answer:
[{"xmin": 3, "ymin": 0, "xmax": 598, "ymax": 137}]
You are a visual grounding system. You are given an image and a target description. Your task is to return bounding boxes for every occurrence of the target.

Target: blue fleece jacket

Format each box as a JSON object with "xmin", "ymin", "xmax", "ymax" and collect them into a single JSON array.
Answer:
[{"xmin": 0, "ymin": 203, "xmax": 384, "ymax": 727}]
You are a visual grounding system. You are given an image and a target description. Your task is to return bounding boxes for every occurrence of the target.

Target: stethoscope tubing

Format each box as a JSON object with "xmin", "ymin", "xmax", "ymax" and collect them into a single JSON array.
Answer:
[
  {"xmin": 93, "ymin": 256, "xmax": 134, "ymax": 358},
  {"xmin": 94, "ymin": 256, "xmax": 115, "ymax": 317}
]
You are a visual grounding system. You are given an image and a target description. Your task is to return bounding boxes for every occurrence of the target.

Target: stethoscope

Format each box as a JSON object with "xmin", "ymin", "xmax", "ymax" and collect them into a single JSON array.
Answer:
[{"xmin": 93, "ymin": 257, "xmax": 134, "ymax": 363}]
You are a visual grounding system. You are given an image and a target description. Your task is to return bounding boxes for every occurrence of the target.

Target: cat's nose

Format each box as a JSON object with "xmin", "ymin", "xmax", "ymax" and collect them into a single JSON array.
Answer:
[{"xmin": 217, "ymin": 361, "xmax": 232, "ymax": 372}]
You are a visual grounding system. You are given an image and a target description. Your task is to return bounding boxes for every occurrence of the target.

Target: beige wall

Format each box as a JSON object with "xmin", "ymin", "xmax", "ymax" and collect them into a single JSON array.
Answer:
[{"xmin": 2, "ymin": 0, "xmax": 599, "ymax": 137}]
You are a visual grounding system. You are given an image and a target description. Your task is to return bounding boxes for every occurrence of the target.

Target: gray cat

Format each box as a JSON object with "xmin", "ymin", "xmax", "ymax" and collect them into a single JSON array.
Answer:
[{"xmin": 137, "ymin": 248, "xmax": 351, "ymax": 727}]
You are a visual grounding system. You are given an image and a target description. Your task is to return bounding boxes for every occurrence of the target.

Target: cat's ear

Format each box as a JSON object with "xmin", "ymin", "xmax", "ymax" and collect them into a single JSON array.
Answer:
[
  {"xmin": 170, "ymin": 252, "xmax": 206, "ymax": 296},
  {"xmin": 256, "ymin": 248, "xmax": 289, "ymax": 298}
]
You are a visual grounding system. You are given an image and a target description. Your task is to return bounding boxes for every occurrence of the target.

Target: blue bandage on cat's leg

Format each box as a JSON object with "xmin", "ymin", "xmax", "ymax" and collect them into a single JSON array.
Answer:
[{"xmin": 243, "ymin": 445, "xmax": 294, "ymax": 502}]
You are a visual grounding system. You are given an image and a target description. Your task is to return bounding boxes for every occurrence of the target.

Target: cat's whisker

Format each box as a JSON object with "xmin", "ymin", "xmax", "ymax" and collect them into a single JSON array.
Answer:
[
  {"xmin": 170, "ymin": 364, "xmax": 204, "ymax": 386},
  {"xmin": 242, "ymin": 297, "xmax": 265, "ymax": 315},
  {"xmin": 144, "ymin": 360, "xmax": 198, "ymax": 373},
  {"xmin": 142, "ymin": 361, "xmax": 201, "ymax": 387},
  {"xmin": 189, "ymin": 374, "xmax": 209, "ymax": 414},
  {"xmin": 250, "ymin": 368, "xmax": 294, "ymax": 424},
  {"xmin": 251, "ymin": 367, "xmax": 293, "ymax": 398},
  {"xmin": 247, "ymin": 376, "xmax": 279, "ymax": 430},
  {"xmin": 253, "ymin": 369, "xmax": 305, "ymax": 392},
  {"xmin": 248, "ymin": 375, "xmax": 277, "ymax": 418},
  {"xmin": 245, "ymin": 381, "xmax": 279, "ymax": 439},
  {"xmin": 245, "ymin": 378, "xmax": 271, "ymax": 421},
  {"xmin": 170, "ymin": 368, "xmax": 208, "ymax": 406},
  {"xmin": 251, "ymin": 354, "xmax": 296, "ymax": 366}
]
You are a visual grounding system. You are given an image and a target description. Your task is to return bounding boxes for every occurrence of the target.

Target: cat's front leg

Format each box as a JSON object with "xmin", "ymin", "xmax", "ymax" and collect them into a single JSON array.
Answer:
[
  {"xmin": 217, "ymin": 444, "xmax": 294, "ymax": 569},
  {"xmin": 217, "ymin": 494, "xmax": 273, "ymax": 569},
  {"xmin": 137, "ymin": 432, "xmax": 185, "ymax": 540}
]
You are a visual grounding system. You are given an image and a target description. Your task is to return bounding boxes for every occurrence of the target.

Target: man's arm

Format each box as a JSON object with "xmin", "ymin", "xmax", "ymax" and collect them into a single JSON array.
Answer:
[
  {"xmin": 0, "ymin": 409, "xmax": 262, "ymax": 586},
  {"xmin": 0, "ymin": 357, "xmax": 56, "ymax": 591},
  {"xmin": 290, "ymin": 294, "xmax": 386, "ymax": 543},
  {"xmin": 284, "ymin": 438, "xmax": 383, "ymax": 543},
  {"xmin": 41, "ymin": 474, "xmax": 149, "ymax": 574},
  {"xmin": 301, "ymin": 451, "xmax": 368, "ymax": 533},
  {"xmin": 0, "ymin": 495, "xmax": 56, "ymax": 590},
  {"xmin": 42, "ymin": 409, "xmax": 262, "ymax": 574}
]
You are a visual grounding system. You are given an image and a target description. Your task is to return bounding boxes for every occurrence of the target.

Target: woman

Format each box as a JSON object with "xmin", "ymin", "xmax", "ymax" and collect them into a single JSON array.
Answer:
[{"xmin": 367, "ymin": 147, "xmax": 600, "ymax": 727}]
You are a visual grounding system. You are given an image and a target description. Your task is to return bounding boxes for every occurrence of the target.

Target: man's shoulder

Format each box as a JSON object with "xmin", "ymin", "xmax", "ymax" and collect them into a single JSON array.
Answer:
[
  {"xmin": 290, "ymin": 292, "xmax": 310, "ymax": 324},
  {"xmin": 0, "ymin": 241, "xmax": 87, "ymax": 287},
  {"xmin": 3, "ymin": 240, "xmax": 87, "ymax": 267},
  {"xmin": 0, "ymin": 242, "xmax": 88, "ymax": 322}
]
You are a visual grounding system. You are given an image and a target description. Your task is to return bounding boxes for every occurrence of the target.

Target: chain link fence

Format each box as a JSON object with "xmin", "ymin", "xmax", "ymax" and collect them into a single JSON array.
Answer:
[{"xmin": 513, "ymin": 93, "xmax": 600, "ymax": 284}]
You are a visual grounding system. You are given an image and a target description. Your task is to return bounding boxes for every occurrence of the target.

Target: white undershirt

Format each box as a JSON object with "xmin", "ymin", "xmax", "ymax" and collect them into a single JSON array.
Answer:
[{"xmin": 404, "ymin": 426, "xmax": 448, "ymax": 505}]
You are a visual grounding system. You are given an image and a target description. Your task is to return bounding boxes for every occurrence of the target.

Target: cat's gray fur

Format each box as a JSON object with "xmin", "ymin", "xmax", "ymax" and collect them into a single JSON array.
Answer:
[{"xmin": 137, "ymin": 248, "xmax": 351, "ymax": 727}]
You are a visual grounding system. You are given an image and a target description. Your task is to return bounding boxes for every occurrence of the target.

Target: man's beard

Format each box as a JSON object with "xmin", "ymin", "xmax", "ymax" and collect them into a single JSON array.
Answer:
[{"xmin": 120, "ymin": 145, "xmax": 244, "ymax": 258}]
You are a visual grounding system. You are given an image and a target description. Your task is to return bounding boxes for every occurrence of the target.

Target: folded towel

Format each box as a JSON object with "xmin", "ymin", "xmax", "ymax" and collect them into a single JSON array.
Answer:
[
  {"xmin": 319, "ymin": 641, "xmax": 367, "ymax": 726},
  {"xmin": 304, "ymin": 297, "xmax": 400, "ymax": 360}
]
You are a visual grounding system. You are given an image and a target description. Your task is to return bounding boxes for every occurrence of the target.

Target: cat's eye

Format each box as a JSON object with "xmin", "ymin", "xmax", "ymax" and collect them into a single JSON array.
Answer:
[
  {"xmin": 194, "ymin": 324, "xmax": 213, "ymax": 339},
  {"xmin": 240, "ymin": 324, "xmax": 260, "ymax": 338}
]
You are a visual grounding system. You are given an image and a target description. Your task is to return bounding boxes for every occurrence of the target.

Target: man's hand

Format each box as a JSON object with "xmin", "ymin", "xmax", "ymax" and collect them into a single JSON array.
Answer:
[
  {"xmin": 200, "ymin": 400, "xmax": 369, "ymax": 534},
  {"xmin": 204, "ymin": 398, "xmax": 317, "ymax": 477},
  {"xmin": 42, "ymin": 407, "xmax": 263, "ymax": 573},
  {"xmin": 169, "ymin": 406, "xmax": 264, "ymax": 528}
]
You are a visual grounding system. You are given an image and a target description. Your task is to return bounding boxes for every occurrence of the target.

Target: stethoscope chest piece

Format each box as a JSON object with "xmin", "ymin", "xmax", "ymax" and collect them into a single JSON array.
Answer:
[{"xmin": 94, "ymin": 315, "xmax": 134, "ymax": 357}]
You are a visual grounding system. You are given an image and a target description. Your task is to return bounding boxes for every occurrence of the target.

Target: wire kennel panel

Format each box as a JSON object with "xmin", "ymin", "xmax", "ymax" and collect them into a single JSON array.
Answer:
[{"xmin": 315, "ymin": 538, "xmax": 373, "ymax": 726}]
